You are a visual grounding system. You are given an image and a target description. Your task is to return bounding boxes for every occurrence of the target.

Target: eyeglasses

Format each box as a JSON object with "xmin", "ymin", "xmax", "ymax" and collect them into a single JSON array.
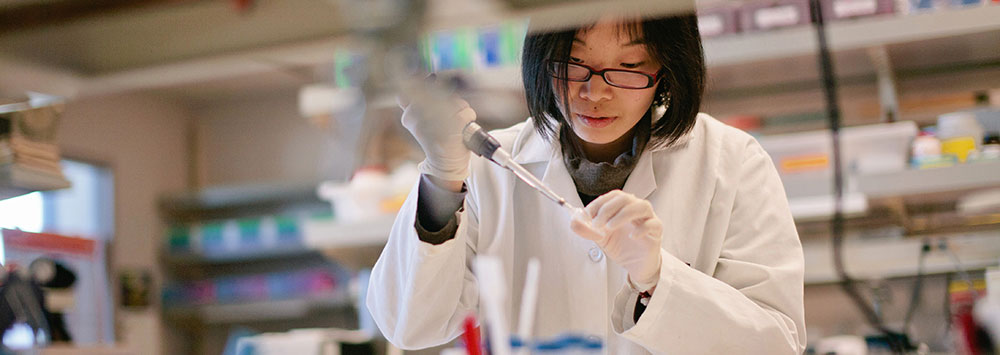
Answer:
[{"xmin": 546, "ymin": 60, "xmax": 662, "ymax": 90}]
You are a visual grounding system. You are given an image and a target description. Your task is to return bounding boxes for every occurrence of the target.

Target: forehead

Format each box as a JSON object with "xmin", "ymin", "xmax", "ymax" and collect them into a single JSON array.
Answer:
[{"xmin": 573, "ymin": 19, "xmax": 645, "ymax": 49}]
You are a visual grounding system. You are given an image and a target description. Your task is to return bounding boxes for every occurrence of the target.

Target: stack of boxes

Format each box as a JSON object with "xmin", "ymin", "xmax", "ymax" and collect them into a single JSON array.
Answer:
[{"xmin": 0, "ymin": 99, "xmax": 70, "ymax": 199}]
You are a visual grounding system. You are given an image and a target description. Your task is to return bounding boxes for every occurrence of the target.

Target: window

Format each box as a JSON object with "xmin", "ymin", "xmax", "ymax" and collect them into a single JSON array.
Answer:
[
  {"xmin": 0, "ymin": 191, "xmax": 44, "ymax": 264},
  {"xmin": 1, "ymin": 159, "xmax": 115, "ymax": 347}
]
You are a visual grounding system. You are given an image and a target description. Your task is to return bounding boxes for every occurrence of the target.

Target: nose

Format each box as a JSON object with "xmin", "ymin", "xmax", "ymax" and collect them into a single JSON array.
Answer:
[{"xmin": 578, "ymin": 74, "xmax": 613, "ymax": 102}]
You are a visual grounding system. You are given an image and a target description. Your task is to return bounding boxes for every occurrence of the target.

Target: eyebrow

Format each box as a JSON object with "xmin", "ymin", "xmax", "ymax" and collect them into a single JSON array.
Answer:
[{"xmin": 572, "ymin": 38, "xmax": 645, "ymax": 46}]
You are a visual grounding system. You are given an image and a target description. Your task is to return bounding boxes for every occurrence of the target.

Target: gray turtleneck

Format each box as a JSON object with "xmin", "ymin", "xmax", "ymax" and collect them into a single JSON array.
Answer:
[{"xmin": 559, "ymin": 122, "xmax": 649, "ymax": 206}]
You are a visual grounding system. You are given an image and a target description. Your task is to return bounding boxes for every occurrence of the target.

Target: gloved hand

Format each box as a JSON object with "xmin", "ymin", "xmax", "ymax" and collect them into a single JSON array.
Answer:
[
  {"xmin": 399, "ymin": 94, "xmax": 477, "ymax": 182},
  {"xmin": 570, "ymin": 190, "xmax": 663, "ymax": 291}
]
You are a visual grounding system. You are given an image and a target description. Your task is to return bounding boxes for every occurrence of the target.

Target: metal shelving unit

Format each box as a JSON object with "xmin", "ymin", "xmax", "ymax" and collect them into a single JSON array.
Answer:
[
  {"xmin": 0, "ymin": 163, "xmax": 71, "ymax": 200},
  {"xmin": 704, "ymin": 5, "xmax": 1000, "ymax": 67},
  {"xmin": 857, "ymin": 160, "xmax": 1000, "ymax": 198},
  {"xmin": 802, "ymin": 229, "xmax": 1000, "ymax": 284},
  {"xmin": 156, "ymin": 184, "xmax": 373, "ymax": 353},
  {"xmin": 163, "ymin": 293, "xmax": 355, "ymax": 324}
]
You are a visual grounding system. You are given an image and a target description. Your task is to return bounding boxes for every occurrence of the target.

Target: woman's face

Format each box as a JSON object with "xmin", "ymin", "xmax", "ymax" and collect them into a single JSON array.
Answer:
[{"xmin": 558, "ymin": 19, "xmax": 660, "ymax": 147}]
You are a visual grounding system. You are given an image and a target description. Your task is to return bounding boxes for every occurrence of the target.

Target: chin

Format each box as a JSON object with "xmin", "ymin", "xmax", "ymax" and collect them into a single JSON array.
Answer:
[{"xmin": 571, "ymin": 127, "xmax": 619, "ymax": 145}]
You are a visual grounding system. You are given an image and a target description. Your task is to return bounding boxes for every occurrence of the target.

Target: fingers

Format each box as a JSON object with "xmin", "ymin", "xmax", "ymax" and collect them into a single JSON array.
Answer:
[
  {"xmin": 589, "ymin": 191, "xmax": 657, "ymax": 234},
  {"xmin": 400, "ymin": 98, "xmax": 475, "ymax": 133},
  {"xmin": 585, "ymin": 190, "xmax": 620, "ymax": 216},
  {"xmin": 575, "ymin": 190, "xmax": 662, "ymax": 247},
  {"xmin": 397, "ymin": 72, "xmax": 439, "ymax": 109},
  {"xmin": 588, "ymin": 190, "xmax": 629, "ymax": 230},
  {"xmin": 570, "ymin": 215, "xmax": 605, "ymax": 245},
  {"xmin": 455, "ymin": 101, "xmax": 476, "ymax": 125},
  {"xmin": 629, "ymin": 216, "xmax": 663, "ymax": 241},
  {"xmin": 604, "ymin": 200, "xmax": 653, "ymax": 233}
]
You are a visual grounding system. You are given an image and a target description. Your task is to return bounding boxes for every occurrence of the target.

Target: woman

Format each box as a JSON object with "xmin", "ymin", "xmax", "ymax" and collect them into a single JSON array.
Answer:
[{"xmin": 367, "ymin": 12, "xmax": 806, "ymax": 354}]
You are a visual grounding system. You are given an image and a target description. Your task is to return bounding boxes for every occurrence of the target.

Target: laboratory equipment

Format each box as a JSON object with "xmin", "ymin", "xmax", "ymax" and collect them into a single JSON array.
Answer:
[
  {"xmin": 473, "ymin": 256, "xmax": 512, "ymax": 355},
  {"xmin": 461, "ymin": 122, "xmax": 594, "ymax": 225},
  {"xmin": 461, "ymin": 314, "xmax": 482, "ymax": 355},
  {"xmin": 516, "ymin": 258, "xmax": 540, "ymax": 344}
]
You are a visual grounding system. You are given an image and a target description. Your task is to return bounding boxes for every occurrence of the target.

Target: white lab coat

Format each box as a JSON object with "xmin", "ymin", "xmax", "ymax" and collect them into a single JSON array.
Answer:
[{"xmin": 367, "ymin": 114, "xmax": 807, "ymax": 354}]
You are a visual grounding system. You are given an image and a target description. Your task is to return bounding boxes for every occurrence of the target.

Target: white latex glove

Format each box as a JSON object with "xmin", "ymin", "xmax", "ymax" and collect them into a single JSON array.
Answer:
[
  {"xmin": 399, "ymin": 95, "xmax": 477, "ymax": 182},
  {"xmin": 570, "ymin": 190, "xmax": 663, "ymax": 291}
]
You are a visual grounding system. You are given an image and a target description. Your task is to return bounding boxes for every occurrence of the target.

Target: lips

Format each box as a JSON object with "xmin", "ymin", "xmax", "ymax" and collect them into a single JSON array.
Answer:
[{"xmin": 576, "ymin": 114, "xmax": 617, "ymax": 128}]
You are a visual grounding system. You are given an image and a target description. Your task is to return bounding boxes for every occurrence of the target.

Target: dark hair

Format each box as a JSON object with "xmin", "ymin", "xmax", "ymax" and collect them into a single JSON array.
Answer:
[{"xmin": 521, "ymin": 14, "xmax": 705, "ymax": 149}]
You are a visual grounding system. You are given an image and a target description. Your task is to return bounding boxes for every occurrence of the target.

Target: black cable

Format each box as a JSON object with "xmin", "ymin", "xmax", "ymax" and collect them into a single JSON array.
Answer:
[
  {"xmin": 808, "ymin": 0, "xmax": 907, "ymax": 353},
  {"xmin": 944, "ymin": 272, "xmax": 954, "ymax": 328},
  {"xmin": 903, "ymin": 239, "xmax": 930, "ymax": 332},
  {"xmin": 939, "ymin": 240, "xmax": 977, "ymax": 296}
]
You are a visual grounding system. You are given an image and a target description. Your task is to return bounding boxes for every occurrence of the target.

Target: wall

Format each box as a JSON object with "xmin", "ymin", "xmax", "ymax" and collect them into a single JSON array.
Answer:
[
  {"xmin": 805, "ymin": 275, "xmax": 955, "ymax": 351},
  {"xmin": 191, "ymin": 89, "xmax": 417, "ymax": 187},
  {"xmin": 56, "ymin": 93, "xmax": 192, "ymax": 355},
  {"xmin": 192, "ymin": 90, "xmax": 340, "ymax": 186}
]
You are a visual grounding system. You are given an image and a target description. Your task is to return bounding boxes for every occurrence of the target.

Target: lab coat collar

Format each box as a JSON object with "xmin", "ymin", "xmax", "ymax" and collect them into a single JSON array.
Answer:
[
  {"xmin": 511, "ymin": 118, "xmax": 553, "ymax": 165},
  {"xmin": 511, "ymin": 116, "xmax": 700, "ymax": 202}
]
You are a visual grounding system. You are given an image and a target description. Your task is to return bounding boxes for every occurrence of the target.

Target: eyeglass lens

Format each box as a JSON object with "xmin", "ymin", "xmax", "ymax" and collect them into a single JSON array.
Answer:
[{"xmin": 552, "ymin": 62, "xmax": 651, "ymax": 89}]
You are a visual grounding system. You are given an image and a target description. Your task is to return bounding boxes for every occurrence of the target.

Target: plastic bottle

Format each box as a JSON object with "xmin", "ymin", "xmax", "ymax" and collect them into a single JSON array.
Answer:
[
  {"xmin": 938, "ymin": 111, "xmax": 984, "ymax": 163},
  {"xmin": 911, "ymin": 130, "xmax": 943, "ymax": 168},
  {"xmin": 911, "ymin": 130, "xmax": 942, "ymax": 157}
]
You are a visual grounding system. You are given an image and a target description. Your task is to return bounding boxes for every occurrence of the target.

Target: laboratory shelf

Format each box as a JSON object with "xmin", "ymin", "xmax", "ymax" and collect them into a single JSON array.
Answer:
[
  {"xmin": 160, "ymin": 216, "xmax": 396, "ymax": 268},
  {"xmin": 159, "ymin": 182, "xmax": 326, "ymax": 220},
  {"xmin": 855, "ymin": 160, "xmax": 1000, "ymax": 198},
  {"xmin": 163, "ymin": 293, "xmax": 354, "ymax": 324},
  {"xmin": 302, "ymin": 215, "xmax": 397, "ymax": 270},
  {"xmin": 0, "ymin": 163, "xmax": 71, "ymax": 200},
  {"xmin": 161, "ymin": 214, "xmax": 396, "ymax": 270},
  {"xmin": 162, "ymin": 246, "xmax": 318, "ymax": 266},
  {"xmin": 702, "ymin": 6, "xmax": 1000, "ymax": 102},
  {"xmin": 802, "ymin": 230, "xmax": 1000, "ymax": 285},
  {"xmin": 788, "ymin": 193, "xmax": 868, "ymax": 221},
  {"xmin": 703, "ymin": 5, "xmax": 1000, "ymax": 67},
  {"xmin": 301, "ymin": 214, "xmax": 396, "ymax": 249}
]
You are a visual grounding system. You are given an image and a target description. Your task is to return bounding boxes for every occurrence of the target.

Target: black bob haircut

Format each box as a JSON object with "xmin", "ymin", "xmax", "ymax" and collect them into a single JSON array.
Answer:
[{"xmin": 521, "ymin": 14, "xmax": 706, "ymax": 149}]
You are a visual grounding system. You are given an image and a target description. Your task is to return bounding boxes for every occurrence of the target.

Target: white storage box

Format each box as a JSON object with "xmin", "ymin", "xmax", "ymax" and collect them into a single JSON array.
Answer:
[{"xmin": 757, "ymin": 121, "xmax": 918, "ymax": 218}]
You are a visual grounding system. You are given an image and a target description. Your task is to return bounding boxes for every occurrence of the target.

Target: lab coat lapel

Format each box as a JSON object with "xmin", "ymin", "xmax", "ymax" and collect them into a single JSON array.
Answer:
[
  {"xmin": 512, "ymin": 123, "xmax": 584, "ymax": 209},
  {"xmin": 622, "ymin": 149, "xmax": 657, "ymax": 200},
  {"xmin": 540, "ymin": 149, "xmax": 585, "ymax": 210}
]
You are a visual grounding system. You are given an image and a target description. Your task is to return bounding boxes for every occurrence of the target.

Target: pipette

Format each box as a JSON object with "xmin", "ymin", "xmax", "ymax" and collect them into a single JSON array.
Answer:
[{"xmin": 462, "ymin": 122, "xmax": 594, "ymax": 225}]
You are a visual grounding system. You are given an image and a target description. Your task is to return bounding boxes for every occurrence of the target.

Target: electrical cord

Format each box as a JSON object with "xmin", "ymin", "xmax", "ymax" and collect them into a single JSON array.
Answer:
[
  {"xmin": 809, "ymin": 0, "xmax": 910, "ymax": 353},
  {"xmin": 944, "ymin": 272, "xmax": 954, "ymax": 328},
  {"xmin": 939, "ymin": 239, "xmax": 977, "ymax": 295},
  {"xmin": 903, "ymin": 239, "xmax": 931, "ymax": 333}
]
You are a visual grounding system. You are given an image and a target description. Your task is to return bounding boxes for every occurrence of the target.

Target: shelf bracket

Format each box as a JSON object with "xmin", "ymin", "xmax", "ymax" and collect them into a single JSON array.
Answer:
[{"xmin": 866, "ymin": 46, "xmax": 900, "ymax": 123}]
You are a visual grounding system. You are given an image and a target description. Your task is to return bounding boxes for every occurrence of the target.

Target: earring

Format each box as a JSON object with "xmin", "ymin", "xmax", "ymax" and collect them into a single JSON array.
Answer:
[{"xmin": 653, "ymin": 91, "xmax": 671, "ymax": 109}]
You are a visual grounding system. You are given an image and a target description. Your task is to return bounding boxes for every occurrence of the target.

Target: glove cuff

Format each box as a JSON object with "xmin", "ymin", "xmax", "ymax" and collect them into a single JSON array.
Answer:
[
  {"xmin": 628, "ymin": 253, "xmax": 663, "ymax": 293},
  {"xmin": 417, "ymin": 157, "xmax": 470, "ymax": 182},
  {"xmin": 628, "ymin": 272, "xmax": 659, "ymax": 293}
]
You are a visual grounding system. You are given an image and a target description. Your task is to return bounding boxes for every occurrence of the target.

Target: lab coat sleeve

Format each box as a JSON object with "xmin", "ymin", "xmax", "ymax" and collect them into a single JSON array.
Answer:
[
  {"xmin": 611, "ymin": 141, "xmax": 807, "ymax": 354},
  {"xmin": 366, "ymin": 177, "xmax": 481, "ymax": 350}
]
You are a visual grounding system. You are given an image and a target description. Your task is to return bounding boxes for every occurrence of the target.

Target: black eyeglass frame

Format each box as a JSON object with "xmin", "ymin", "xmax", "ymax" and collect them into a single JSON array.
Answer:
[{"xmin": 545, "ymin": 60, "xmax": 664, "ymax": 90}]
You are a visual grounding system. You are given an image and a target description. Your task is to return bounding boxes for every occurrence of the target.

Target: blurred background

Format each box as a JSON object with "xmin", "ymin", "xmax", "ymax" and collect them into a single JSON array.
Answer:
[{"xmin": 0, "ymin": 0, "xmax": 998, "ymax": 354}]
